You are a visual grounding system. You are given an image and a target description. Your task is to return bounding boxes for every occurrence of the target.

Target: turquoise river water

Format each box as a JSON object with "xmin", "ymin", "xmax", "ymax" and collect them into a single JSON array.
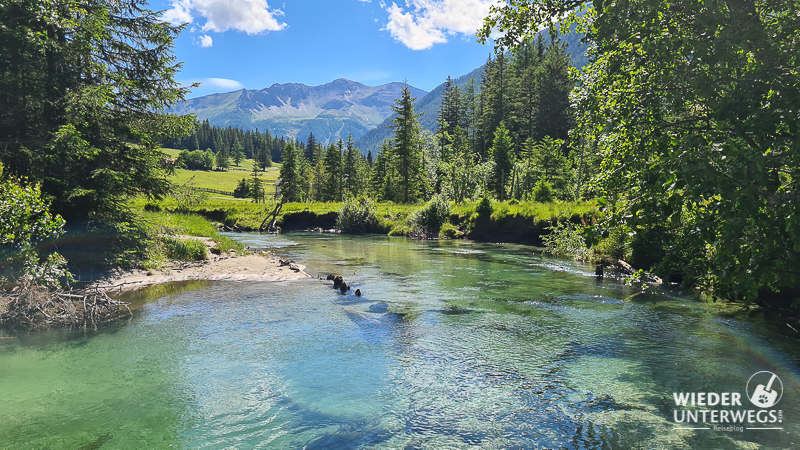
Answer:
[{"xmin": 1, "ymin": 232, "xmax": 799, "ymax": 448}]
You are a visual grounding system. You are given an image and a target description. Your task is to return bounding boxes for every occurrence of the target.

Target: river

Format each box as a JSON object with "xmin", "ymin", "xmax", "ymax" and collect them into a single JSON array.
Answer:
[{"xmin": 1, "ymin": 232, "xmax": 798, "ymax": 448}]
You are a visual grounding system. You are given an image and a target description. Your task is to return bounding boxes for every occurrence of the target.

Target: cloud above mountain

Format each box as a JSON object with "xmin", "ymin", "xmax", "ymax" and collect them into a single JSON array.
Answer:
[
  {"xmin": 163, "ymin": 0, "xmax": 287, "ymax": 34},
  {"xmin": 382, "ymin": 0, "xmax": 500, "ymax": 50}
]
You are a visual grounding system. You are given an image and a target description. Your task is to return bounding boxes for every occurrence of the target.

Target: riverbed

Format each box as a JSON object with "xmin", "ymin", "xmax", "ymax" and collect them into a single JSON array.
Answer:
[{"xmin": 1, "ymin": 232, "xmax": 798, "ymax": 448}]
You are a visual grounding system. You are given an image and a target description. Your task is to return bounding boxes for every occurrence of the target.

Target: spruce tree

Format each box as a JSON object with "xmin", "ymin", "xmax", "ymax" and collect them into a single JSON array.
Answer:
[
  {"xmin": 489, "ymin": 122, "xmax": 514, "ymax": 201},
  {"xmin": 231, "ymin": 137, "xmax": 244, "ymax": 166},
  {"xmin": 388, "ymin": 83, "xmax": 423, "ymax": 203},
  {"xmin": 322, "ymin": 142, "xmax": 342, "ymax": 201},
  {"xmin": 343, "ymin": 133, "xmax": 359, "ymax": 198},
  {"xmin": 278, "ymin": 142, "xmax": 301, "ymax": 202},
  {"xmin": 249, "ymin": 163, "xmax": 263, "ymax": 203},
  {"xmin": 533, "ymin": 35, "xmax": 574, "ymax": 142},
  {"xmin": 305, "ymin": 132, "xmax": 318, "ymax": 162}
]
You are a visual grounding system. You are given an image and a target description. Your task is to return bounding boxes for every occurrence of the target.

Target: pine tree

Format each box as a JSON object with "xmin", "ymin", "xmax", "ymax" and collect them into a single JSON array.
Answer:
[
  {"xmin": 249, "ymin": 162, "xmax": 263, "ymax": 203},
  {"xmin": 490, "ymin": 122, "xmax": 514, "ymax": 201},
  {"xmin": 307, "ymin": 143, "xmax": 323, "ymax": 200},
  {"xmin": 215, "ymin": 149, "xmax": 230, "ymax": 170},
  {"xmin": 305, "ymin": 132, "xmax": 318, "ymax": 162},
  {"xmin": 343, "ymin": 133, "xmax": 360, "ymax": 198},
  {"xmin": 231, "ymin": 137, "xmax": 244, "ymax": 166},
  {"xmin": 278, "ymin": 142, "xmax": 301, "ymax": 202},
  {"xmin": 388, "ymin": 83, "xmax": 423, "ymax": 203},
  {"xmin": 322, "ymin": 142, "xmax": 342, "ymax": 201},
  {"xmin": 533, "ymin": 34, "xmax": 574, "ymax": 142}
]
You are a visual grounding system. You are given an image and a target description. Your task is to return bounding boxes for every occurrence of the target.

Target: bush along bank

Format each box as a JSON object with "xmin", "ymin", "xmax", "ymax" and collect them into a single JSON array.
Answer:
[{"xmin": 150, "ymin": 196, "xmax": 599, "ymax": 244}]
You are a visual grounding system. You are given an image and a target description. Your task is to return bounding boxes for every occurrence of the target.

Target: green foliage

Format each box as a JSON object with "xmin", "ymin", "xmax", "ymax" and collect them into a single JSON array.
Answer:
[
  {"xmin": 215, "ymin": 150, "xmax": 230, "ymax": 170},
  {"xmin": 0, "ymin": 164, "xmax": 70, "ymax": 286},
  {"xmin": 249, "ymin": 163, "xmax": 265, "ymax": 203},
  {"xmin": 489, "ymin": 122, "xmax": 515, "ymax": 200},
  {"xmin": 542, "ymin": 221, "xmax": 590, "ymax": 261},
  {"xmin": 388, "ymin": 83, "xmax": 424, "ymax": 203},
  {"xmin": 475, "ymin": 197, "xmax": 493, "ymax": 221},
  {"xmin": 388, "ymin": 225, "xmax": 411, "ymax": 236},
  {"xmin": 410, "ymin": 195, "xmax": 452, "ymax": 236},
  {"xmin": 178, "ymin": 150, "xmax": 215, "ymax": 171},
  {"xmin": 593, "ymin": 225, "xmax": 630, "ymax": 261},
  {"xmin": 482, "ymin": 0, "xmax": 800, "ymax": 302},
  {"xmin": 234, "ymin": 178, "xmax": 250, "ymax": 199},
  {"xmin": 322, "ymin": 142, "xmax": 343, "ymax": 201},
  {"xmin": 439, "ymin": 222, "xmax": 463, "ymax": 239},
  {"xmin": 171, "ymin": 177, "xmax": 209, "ymax": 211},
  {"xmin": 160, "ymin": 236, "xmax": 207, "ymax": 261},
  {"xmin": 0, "ymin": 171, "xmax": 65, "ymax": 256},
  {"xmin": 336, "ymin": 197, "xmax": 380, "ymax": 233},
  {"xmin": 278, "ymin": 142, "xmax": 303, "ymax": 202},
  {"xmin": 22, "ymin": 253, "xmax": 73, "ymax": 289},
  {"xmin": 143, "ymin": 202, "xmax": 162, "ymax": 212},
  {"xmin": 532, "ymin": 179, "xmax": 554, "ymax": 203},
  {"xmin": 0, "ymin": 0, "xmax": 194, "ymax": 219}
]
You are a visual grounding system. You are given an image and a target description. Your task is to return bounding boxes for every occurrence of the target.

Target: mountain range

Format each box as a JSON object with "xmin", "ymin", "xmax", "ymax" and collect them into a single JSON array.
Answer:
[{"xmin": 170, "ymin": 79, "xmax": 427, "ymax": 145}]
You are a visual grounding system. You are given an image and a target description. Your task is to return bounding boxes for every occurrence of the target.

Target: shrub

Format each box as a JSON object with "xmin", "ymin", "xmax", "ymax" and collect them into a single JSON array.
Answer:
[
  {"xmin": 475, "ymin": 196, "xmax": 493, "ymax": 220},
  {"xmin": 0, "ymin": 163, "xmax": 70, "ymax": 286},
  {"xmin": 388, "ymin": 225, "xmax": 411, "ymax": 236},
  {"xmin": 161, "ymin": 236, "xmax": 207, "ymax": 261},
  {"xmin": 409, "ymin": 195, "xmax": 451, "ymax": 236},
  {"xmin": 439, "ymin": 223, "xmax": 463, "ymax": 239},
  {"xmin": 533, "ymin": 179, "xmax": 554, "ymax": 203},
  {"xmin": 336, "ymin": 197, "xmax": 379, "ymax": 233},
  {"xmin": 593, "ymin": 225, "xmax": 630, "ymax": 260},
  {"xmin": 143, "ymin": 202, "xmax": 162, "ymax": 212},
  {"xmin": 233, "ymin": 178, "xmax": 250, "ymax": 198},
  {"xmin": 542, "ymin": 221, "xmax": 590, "ymax": 261}
]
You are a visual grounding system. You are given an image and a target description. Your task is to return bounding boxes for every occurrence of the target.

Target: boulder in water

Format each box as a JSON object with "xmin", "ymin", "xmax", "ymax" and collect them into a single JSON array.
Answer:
[{"xmin": 355, "ymin": 289, "xmax": 361, "ymax": 297}]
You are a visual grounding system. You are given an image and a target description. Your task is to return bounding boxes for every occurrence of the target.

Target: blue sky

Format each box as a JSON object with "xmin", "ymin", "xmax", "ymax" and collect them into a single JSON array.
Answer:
[{"xmin": 154, "ymin": 0, "xmax": 501, "ymax": 97}]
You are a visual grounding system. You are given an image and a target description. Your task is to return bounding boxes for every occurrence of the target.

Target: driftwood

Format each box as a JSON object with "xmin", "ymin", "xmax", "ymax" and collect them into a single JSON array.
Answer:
[
  {"xmin": 0, "ymin": 280, "xmax": 132, "ymax": 329},
  {"xmin": 259, "ymin": 199, "xmax": 285, "ymax": 233}
]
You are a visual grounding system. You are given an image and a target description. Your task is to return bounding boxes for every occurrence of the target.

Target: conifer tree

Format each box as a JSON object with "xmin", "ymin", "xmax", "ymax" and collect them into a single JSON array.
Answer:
[
  {"xmin": 278, "ymin": 142, "xmax": 301, "ymax": 202},
  {"xmin": 231, "ymin": 137, "xmax": 244, "ymax": 166},
  {"xmin": 489, "ymin": 122, "xmax": 514, "ymax": 201},
  {"xmin": 533, "ymin": 34, "xmax": 574, "ymax": 142},
  {"xmin": 305, "ymin": 132, "xmax": 318, "ymax": 162},
  {"xmin": 250, "ymin": 162, "xmax": 264, "ymax": 203},
  {"xmin": 343, "ymin": 133, "xmax": 360, "ymax": 198},
  {"xmin": 388, "ymin": 83, "xmax": 423, "ymax": 203},
  {"xmin": 322, "ymin": 142, "xmax": 342, "ymax": 201}
]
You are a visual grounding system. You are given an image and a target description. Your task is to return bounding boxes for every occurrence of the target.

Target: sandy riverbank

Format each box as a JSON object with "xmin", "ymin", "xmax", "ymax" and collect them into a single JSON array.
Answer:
[{"xmin": 91, "ymin": 235, "xmax": 309, "ymax": 293}]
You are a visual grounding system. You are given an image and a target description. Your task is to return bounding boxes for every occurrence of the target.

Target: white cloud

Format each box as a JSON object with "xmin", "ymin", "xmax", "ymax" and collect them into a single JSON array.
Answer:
[
  {"xmin": 382, "ymin": 0, "xmax": 501, "ymax": 50},
  {"xmin": 199, "ymin": 34, "xmax": 213, "ymax": 47},
  {"xmin": 163, "ymin": 0, "xmax": 193, "ymax": 25},
  {"xmin": 163, "ymin": 0, "xmax": 287, "ymax": 34},
  {"xmin": 204, "ymin": 78, "xmax": 245, "ymax": 90}
]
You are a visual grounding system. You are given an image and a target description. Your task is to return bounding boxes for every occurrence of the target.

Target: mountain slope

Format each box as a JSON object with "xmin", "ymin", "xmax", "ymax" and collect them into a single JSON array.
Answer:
[
  {"xmin": 171, "ymin": 79, "xmax": 427, "ymax": 144},
  {"xmin": 354, "ymin": 27, "xmax": 589, "ymax": 155}
]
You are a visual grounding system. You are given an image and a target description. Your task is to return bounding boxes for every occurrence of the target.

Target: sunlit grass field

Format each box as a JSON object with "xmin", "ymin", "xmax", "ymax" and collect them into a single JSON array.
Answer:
[{"xmin": 161, "ymin": 148, "xmax": 280, "ymax": 194}]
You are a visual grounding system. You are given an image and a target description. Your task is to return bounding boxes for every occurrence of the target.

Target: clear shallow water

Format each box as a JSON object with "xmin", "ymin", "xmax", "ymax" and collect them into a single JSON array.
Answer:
[{"xmin": 2, "ymin": 233, "xmax": 800, "ymax": 449}]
